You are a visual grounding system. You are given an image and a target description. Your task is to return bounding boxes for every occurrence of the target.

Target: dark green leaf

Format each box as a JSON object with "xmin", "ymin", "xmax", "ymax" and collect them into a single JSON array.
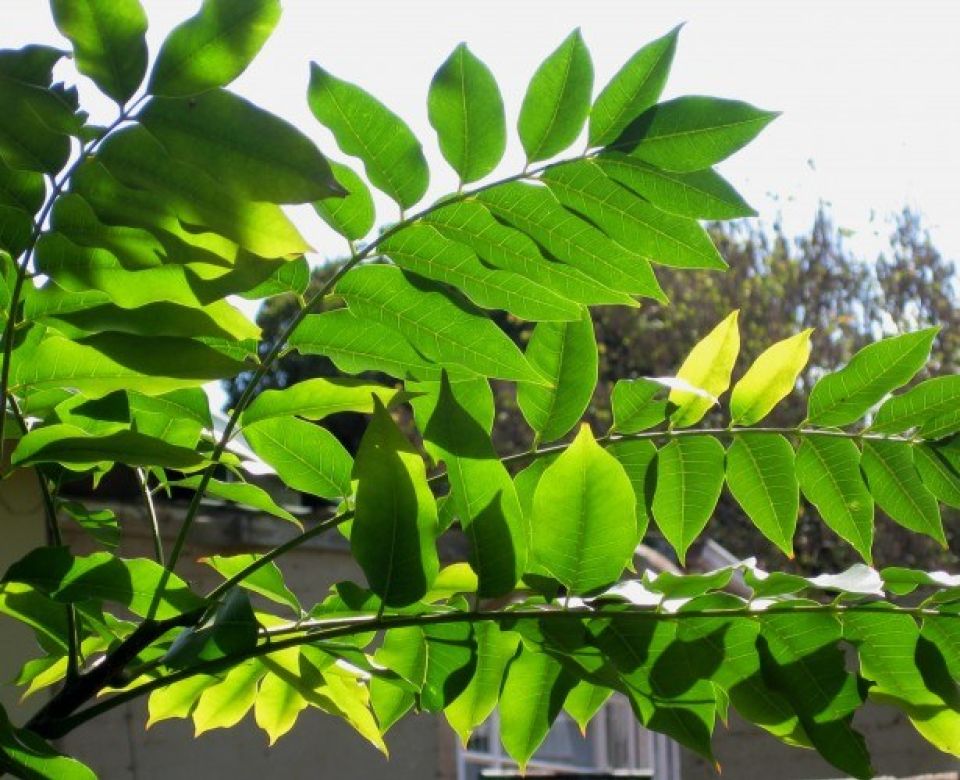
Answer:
[
  {"xmin": 0, "ymin": 705, "xmax": 96, "ymax": 780},
  {"xmin": 915, "ymin": 442, "xmax": 960, "ymax": 508},
  {"xmin": 518, "ymin": 307, "xmax": 597, "ymax": 443},
  {"xmin": 308, "ymin": 64, "xmax": 429, "ymax": 209},
  {"xmin": 352, "ymin": 400, "xmax": 439, "ymax": 607},
  {"xmin": 428, "ymin": 44, "xmax": 506, "ymax": 183},
  {"xmin": 149, "ymin": 0, "xmax": 281, "ymax": 97},
  {"xmin": 614, "ymin": 96, "xmax": 779, "ymax": 172},
  {"xmin": 421, "ymin": 622, "xmax": 476, "ymax": 712},
  {"xmin": 518, "ymin": 30, "xmax": 593, "ymax": 163},
  {"xmin": 50, "ymin": 0, "xmax": 148, "ymax": 105}
]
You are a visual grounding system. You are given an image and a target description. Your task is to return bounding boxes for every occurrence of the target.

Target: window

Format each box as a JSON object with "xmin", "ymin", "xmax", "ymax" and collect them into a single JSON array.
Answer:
[{"xmin": 456, "ymin": 695, "xmax": 660, "ymax": 779}]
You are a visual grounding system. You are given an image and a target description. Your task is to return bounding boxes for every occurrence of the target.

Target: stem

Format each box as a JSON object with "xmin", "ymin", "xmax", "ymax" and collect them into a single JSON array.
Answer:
[
  {"xmin": 137, "ymin": 468, "xmax": 164, "ymax": 566},
  {"xmin": 40, "ymin": 600, "xmax": 957, "ymax": 739}
]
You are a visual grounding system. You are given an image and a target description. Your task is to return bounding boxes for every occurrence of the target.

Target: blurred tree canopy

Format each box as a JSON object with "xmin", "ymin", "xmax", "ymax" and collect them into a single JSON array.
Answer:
[{"xmin": 225, "ymin": 206, "xmax": 959, "ymax": 571}]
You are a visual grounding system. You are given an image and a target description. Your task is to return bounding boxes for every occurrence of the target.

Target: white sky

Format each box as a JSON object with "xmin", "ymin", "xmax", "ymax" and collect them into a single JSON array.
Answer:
[{"xmin": 4, "ymin": 0, "xmax": 960, "ymax": 407}]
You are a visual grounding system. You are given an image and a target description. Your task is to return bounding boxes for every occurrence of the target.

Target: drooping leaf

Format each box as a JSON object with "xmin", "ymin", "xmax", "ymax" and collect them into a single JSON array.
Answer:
[
  {"xmin": 518, "ymin": 29, "xmax": 593, "ymax": 163},
  {"xmin": 193, "ymin": 657, "xmax": 266, "ymax": 735},
  {"xmin": 871, "ymin": 375, "xmax": 960, "ymax": 439},
  {"xmin": 140, "ymin": 90, "xmax": 342, "ymax": 203},
  {"xmin": 543, "ymin": 159, "xmax": 725, "ymax": 269},
  {"xmin": 312, "ymin": 160, "xmax": 375, "ymax": 241},
  {"xmin": 478, "ymin": 182, "xmax": 665, "ymax": 300},
  {"xmin": 352, "ymin": 400, "xmax": 439, "ymax": 607},
  {"xmin": 288, "ymin": 309, "xmax": 440, "ymax": 381},
  {"xmin": 607, "ymin": 438, "xmax": 657, "ymax": 539},
  {"xmin": 725, "ymin": 433, "xmax": 798, "ymax": 556},
  {"xmin": 243, "ymin": 416, "xmax": 353, "ymax": 500},
  {"xmin": 613, "ymin": 96, "xmax": 779, "ymax": 172},
  {"xmin": 381, "ymin": 224, "xmax": 580, "ymax": 321},
  {"xmin": 530, "ymin": 425, "xmax": 637, "ymax": 593},
  {"xmin": 517, "ymin": 307, "xmax": 597, "ymax": 444},
  {"xmin": 589, "ymin": 25, "xmax": 680, "ymax": 147},
  {"xmin": 50, "ymin": 0, "xmax": 148, "ymax": 105},
  {"xmin": 610, "ymin": 378, "xmax": 669, "ymax": 433},
  {"xmin": 149, "ymin": 0, "xmax": 281, "ymax": 97},
  {"xmin": 499, "ymin": 645, "xmax": 576, "ymax": 770},
  {"xmin": 255, "ymin": 648, "xmax": 310, "ymax": 745},
  {"xmin": 914, "ymin": 442, "xmax": 960, "ymax": 508},
  {"xmin": 730, "ymin": 330, "xmax": 813, "ymax": 426},
  {"xmin": 428, "ymin": 44, "xmax": 505, "ymax": 184},
  {"xmin": 563, "ymin": 680, "xmax": 613, "ymax": 733},
  {"xmin": 652, "ymin": 435, "xmax": 725, "ymax": 564},
  {"xmin": 597, "ymin": 152, "xmax": 756, "ymax": 219},
  {"xmin": 670, "ymin": 310, "xmax": 740, "ymax": 427},
  {"xmin": 242, "ymin": 377, "xmax": 404, "ymax": 428},
  {"xmin": 170, "ymin": 477, "xmax": 300, "ymax": 527},
  {"xmin": 844, "ymin": 607, "xmax": 960, "ymax": 757},
  {"xmin": 795, "ymin": 436, "xmax": 874, "ymax": 562},
  {"xmin": 420, "ymin": 622, "xmax": 477, "ymax": 713},
  {"xmin": 308, "ymin": 64, "xmax": 429, "ymax": 209},
  {"xmin": 146, "ymin": 674, "xmax": 220, "ymax": 729},
  {"xmin": 371, "ymin": 627, "xmax": 425, "ymax": 732},
  {"xmin": 336, "ymin": 265, "xmax": 545, "ymax": 383},
  {"xmin": 445, "ymin": 624, "xmax": 520, "ymax": 745},
  {"xmin": 2, "ymin": 547, "xmax": 203, "ymax": 620},
  {"xmin": 860, "ymin": 440, "xmax": 945, "ymax": 546},
  {"xmin": 807, "ymin": 329, "xmax": 938, "ymax": 427},
  {"xmin": 410, "ymin": 374, "xmax": 527, "ymax": 598}
]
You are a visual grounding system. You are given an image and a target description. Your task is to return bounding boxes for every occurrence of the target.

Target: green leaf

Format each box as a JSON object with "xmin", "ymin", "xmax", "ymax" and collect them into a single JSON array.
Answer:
[
  {"xmin": 499, "ymin": 645, "xmax": 576, "ymax": 770},
  {"xmin": 308, "ymin": 64, "xmax": 429, "ymax": 209},
  {"xmin": 289, "ymin": 310, "xmax": 440, "ymax": 381},
  {"xmin": 170, "ymin": 477, "xmax": 300, "ymax": 527},
  {"xmin": 97, "ymin": 127, "xmax": 309, "ymax": 258},
  {"xmin": 201, "ymin": 554, "xmax": 301, "ymax": 615},
  {"xmin": 50, "ymin": 0, "xmax": 147, "ymax": 105},
  {"xmin": 12, "ymin": 424, "xmax": 207, "ymax": 471},
  {"xmin": 0, "ymin": 71, "xmax": 73, "ymax": 173},
  {"xmin": 859, "ymin": 440, "xmax": 945, "ymax": 545},
  {"xmin": 478, "ymin": 182, "xmax": 665, "ymax": 300},
  {"xmin": 844, "ymin": 607, "xmax": 960, "ymax": 757},
  {"xmin": 795, "ymin": 436, "xmax": 874, "ymax": 562},
  {"xmin": 127, "ymin": 388, "xmax": 211, "ymax": 447},
  {"xmin": 0, "ymin": 705, "xmax": 96, "ymax": 780},
  {"xmin": 13, "ymin": 332, "xmax": 249, "ymax": 398},
  {"xmin": 725, "ymin": 433, "xmax": 798, "ymax": 556},
  {"xmin": 543, "ymin": 159, "xmax": 725, "ymax": 270},
  {"xmin": 531, "ymin": 425, "xmax": 637, "ymax": 593},
  {"xmin": 589, "ymin": 25, "xmax": 680, "ymax": 147},
  {"xmin": 445, "ymin": 624, "xmax": 520, "ymax": 744},
  {"xmin": 428, "ymin": 44, "xmax": 506, "ymax": 184},
  {"xmin": 0, "ymin": 157, "xmax": 45, "ymax": 215},
  {"xmin": 420, "ymin": 622, "xmax": 477, "ymax": 712},
  {"xmin": 58, "ymin": 499, "xmax": 119, "ymax": 548},
  {"xmin": 652, "ymin": 435, "xmax": 725, "ymax": 564},
  {"xmin": 597, "ymin": 153, "xmax": 756, "ymax": 219},
  {"xmin": 607, "ymin": 438, "xmax": 657, "ymax": 540},
  {"xmin": 614, "ymin": 96, "xmax": 779, "ymax": 172},
  {"xmin": 371, "ymin": 627, "xmax": 424, "ymax": 732},
  {"xmin": 164, "ymin": 589, "xmax": 257, "ymax": 668},
  {"xmin": 424, "ymin": 201, "xmax": 636, "ymax": 307},
  {"xmin": 730, "ymin": 330, "xmax": 813, "ymax": 426},
  {"xmin": 381, "ymin": 224, "xmax": 581, "ymax": 321},
  {"xmin": 140, "ymin": 90, "xmax": 342, "ymax": 203},
  {"xmin": 670, "ymin": 310, "xmax": 740, "ymax": 427},
  {"xmin": 611, "ymin": 377, "xmax": 669, "ymax": 433},
  {"xmin": 242, "ymin": 377, "xmax": 404, "ymax": 428},
  {"xmin": 758, "ymin": 609, "xmax": 872, "ymax": 778},
  {"xmin": 807, "ymin": 329, "xmax": 938, "ymax": 427},
  {"xmin": 2, "ymin": 547, "xmax": 203, "ymax": 620},
  {"xmin": 564, "ymin": 680, "xmax": 612, "ymax": 733},
  {"xmin": 243, "ymin": 416, "xmax": 353, "ymax": 500},
  {"xmin": 146, "ymin": 674, "xmax": 219, "ymax": 728},
  {"xmin": 517, "ymin": 307, "xmax": 597, "ymax": 443},
  {"xmin": 336, "ymin": 265, "xmax": 544, "ymax": 383},
  {"xmin": 312, "ymin": 160, "xmax": 375, "ymax": 241},
  {"xmin": 352, "ymin": 400, "xmax": 439, "ymax": 607},
  {"xmin": 410, "ymin": 374, "xmax": 527, "ymax": 598},
  {"xmin": 914, "ymin": 442, "xmax": 960, "ymax": 508},
  {"xmin": 149, "ymin": 0, "xmax": 281, "ymax": 97},
  {"xmin": 871, "ymin": 375, "xmax": 960, "ymax": 439},
  {"xmin": 518, "ymin": 30, "xmax": 593, "ymax": 163},
  {"xmin": 255, "ymin": 649, "xmax": 309, "ymax": 745},
  {"xmin": 193, "ymin": 657, "xmax": 266, "ymax": 735}
]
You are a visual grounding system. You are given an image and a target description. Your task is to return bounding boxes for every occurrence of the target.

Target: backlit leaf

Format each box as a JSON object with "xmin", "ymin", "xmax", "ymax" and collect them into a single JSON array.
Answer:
[
  {"xmin": 670, "ymin": 311, "xmax": 740, "ymax": 427},
  {"xmin": 730, "ymin": 330, "xmax": 813, "ymax": 426}
]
